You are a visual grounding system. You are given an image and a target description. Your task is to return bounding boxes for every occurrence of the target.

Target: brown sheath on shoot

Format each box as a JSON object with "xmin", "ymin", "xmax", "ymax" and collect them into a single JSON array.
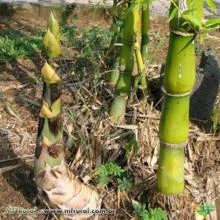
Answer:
[{"xmin": 34, "ymin": 12, "xmax": 101, "ymax": 219}]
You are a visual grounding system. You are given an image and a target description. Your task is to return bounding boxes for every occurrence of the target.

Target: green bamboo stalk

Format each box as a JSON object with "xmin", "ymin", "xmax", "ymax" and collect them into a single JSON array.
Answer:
[
  {"xmin": 157, "ymin": 0, "xmax": 203, "ymax": 195},
  {"xmin": 135, "ymin": 0, "xmax": 149, "ymax": 94},
  {"xmin": 109, "ymin": 0, "xmax": 142, "ymax": 122},
  {"xmin": 108, "ymin": 1, "xmax": 120, "ymax": 86},
  {"xmin": 34, "ymin": 12, "xmax": 63, "ymax": 177},
  {"xmin": 132, "ymin": 0, "xmax": 143, "ymax": 92},
  {"xmin": 141, "ymin": 0, "xmax": 150, "ymax": 61},
  {"xmin": 108, "ymin": 1, "xmax": 127, "ymax": 87},
  {"xmin": 109, "ymin": 56, "xmax": 120, "ymax": 87},
  {"xmin": 134, "ymin": 40, "xmax": 147, "ymax": 95}
]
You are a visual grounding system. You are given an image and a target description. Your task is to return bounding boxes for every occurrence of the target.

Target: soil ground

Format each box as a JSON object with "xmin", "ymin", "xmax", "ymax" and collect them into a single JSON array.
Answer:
[{"xmin": 0, "ymin": 4, "xmax": 220, "ymax": 220}]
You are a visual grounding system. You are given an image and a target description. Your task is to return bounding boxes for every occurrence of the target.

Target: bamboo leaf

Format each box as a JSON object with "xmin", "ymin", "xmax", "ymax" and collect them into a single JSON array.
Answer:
[
  {"xmin": 169, "ymin": 7, "xmax": 178, "ymax": 22},
  {"xmin": 204, "ymin": 0, "xmax": 217, "ymax": 14},
  {"xmin": 182, "ymin": 9, "xmax": 195, "ymax": 16},
  {"xmin": 205, "ymin": 18, "xmax": 220, "ymax": 29},
  {"xmin": 182, "ymin": 14, "xmax": 202, "ymax": 30}
]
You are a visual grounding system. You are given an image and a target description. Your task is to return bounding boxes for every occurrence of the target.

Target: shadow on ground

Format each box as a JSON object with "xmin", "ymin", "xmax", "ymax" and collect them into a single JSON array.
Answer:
[{"xmin": 190, "ymin": 47, "xmax": 220, "ymax": 133}]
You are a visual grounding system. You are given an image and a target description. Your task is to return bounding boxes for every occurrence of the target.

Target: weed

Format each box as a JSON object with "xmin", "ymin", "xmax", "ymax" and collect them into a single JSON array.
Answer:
[
  {"xmin": 0, "ymin": 25, "xmax": 111, "ymax": 65},
  {"xmin": 61, "ymin": 25, "xmax": 78, "ymax": 47},
  {"xmin": 60, "ymin": 25, "xmax": 112, "ymax": 57},
  {"xmin": 0, "ymin": 30, "xmax": 43, "ymax": 63},
  {"xmin": 97, "ymin": 161, "xmax": 133, "ymax": 191},
  {"xmin": 125, "ymin": 138, "xmax": 138, "ymax": 159},
  {"xmin": 196, "ymin": 203, "xmax": 215, "ymax": 217},
  {"xmin": 74, "ymin": 27, "xmax": 112, "ymax": 59},
  {"xmin": 132, "ymin": 201, "xmax": 167, "ymax": 220}
]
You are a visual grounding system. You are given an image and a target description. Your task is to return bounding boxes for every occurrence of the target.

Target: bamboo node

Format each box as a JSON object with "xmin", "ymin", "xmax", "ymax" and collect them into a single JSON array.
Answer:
[
  {"xmin": 160, "ymin": 141, "xmax": 187, "ymax": 149},
  {"xmin": 114, "ymin": 43, "xmax": 123, "ymax": 47},
  {"xmin": 171, "ymin": 30, "xmax": 195, "ymax": 37},
  {"xmin": 161, "ymin": 86, "xmax": 191, "ymax": 97}
]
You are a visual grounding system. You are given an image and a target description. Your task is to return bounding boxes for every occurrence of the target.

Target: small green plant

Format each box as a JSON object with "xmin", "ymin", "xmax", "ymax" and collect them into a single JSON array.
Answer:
[
  {"xmin": 61, "ymin": 25, "xmax": 78, "ymax": 46},
  {"xmin": 117, "ymin": 174, "xmax": 133, "ymax": 191},
  {"xmin": 61, "ymin": 25, "xmax": 111, "ymax": 58},
  {"xmin": 196, "ymin": 203, "xmax": 215, "ymax": 217},
  {"xmin": 0, "ymin": 30, "xmax": 43, "ymax": 63},
  {"xmin": 133, "ymin": 201, "xmax": 167, "ymax": 220},
  {"xmin": 0, "ymin": 25, "xmax": 111, "ymax": 64},
  {"xmin": 97, "ymin": 161, "xmax": 133, "ymax": 191},
  {"xmin": 125, "ymin": 138, "xmax": 138, "ymax": 159},
  {"xmin": 76, "ymin": 27, "xmax": 112, "ymax": 59}
]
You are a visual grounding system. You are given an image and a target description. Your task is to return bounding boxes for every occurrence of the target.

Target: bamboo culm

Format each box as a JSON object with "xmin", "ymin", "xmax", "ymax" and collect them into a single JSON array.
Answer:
[
  {"xmin": 108, "ymin": 0, "xmax": 126, "ymax": 86},
  {"xmin": 141, "ymin": 0, "xmax": 150, "ymax": 62},
  {"xmin": 157, "ymin": 0, "xmax": 203, "ymax": 194},
  {"xmin": 109, "ymin": 0, "xmax": 142, "ymax": 122}
]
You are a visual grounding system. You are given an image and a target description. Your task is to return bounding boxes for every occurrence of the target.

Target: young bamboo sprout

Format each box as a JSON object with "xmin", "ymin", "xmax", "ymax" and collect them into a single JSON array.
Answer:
[
  {"xmin": 48, "ymin": 11, "xmax": 60, "ymax": 41},
  {"xmin": 109, "ymin": 0, "xmax": 142, "ymax": 122},
  {"xmin": 34, "ymin": 12, "xmax": 101, "ymax": 219},
  {"xmin": 157, "ymin": 0, "xmax": 203, "ymax": 195}
]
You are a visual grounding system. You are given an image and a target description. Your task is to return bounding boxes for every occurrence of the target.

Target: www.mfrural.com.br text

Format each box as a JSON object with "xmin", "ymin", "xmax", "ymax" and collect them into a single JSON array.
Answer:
[{"xmin": 5, "ymin": 207, "xmax": 115, "ymax": 216}]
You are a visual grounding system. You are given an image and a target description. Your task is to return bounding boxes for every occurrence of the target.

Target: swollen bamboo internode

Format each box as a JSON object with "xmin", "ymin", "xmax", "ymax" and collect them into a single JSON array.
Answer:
[{"xmin": 157, "ymin": 0, "xmax": 203, "ymax": 195}]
